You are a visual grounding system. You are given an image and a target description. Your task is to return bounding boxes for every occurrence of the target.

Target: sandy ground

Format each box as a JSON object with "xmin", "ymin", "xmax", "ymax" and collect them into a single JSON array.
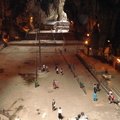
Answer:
[{"xmin": 0, "ymin": 44, "xmax": 120, "ymax": 120}]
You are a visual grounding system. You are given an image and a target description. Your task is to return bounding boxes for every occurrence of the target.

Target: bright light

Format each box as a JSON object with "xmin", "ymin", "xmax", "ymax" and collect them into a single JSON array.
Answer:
[
  {"xmin": 70, "ymin": 21, "xmax": 74, "ymax": 25},
  {"xmin": 117, "ymin": 58, "xmax": 120, "ymax": 63},
  {"xmin": 97, "ymin": 23, "xmax": 100, "ymax": 28},
  {"xmin": 89, "ymin": 47, "xmax": 92, "ymax": 50},
  {"xmin": 85, "ymin": 40, "xmax": 88, "ymax": 45},
  {"xmin": 3, "ymin": 38, "xmax": 8, "ymax": 43},
  {"xmin": 107, "ymin": 40, "xmax": 110, "ymax": 43},
  {"xmin": 30, "ymin": 16, "xmax": 33, "ymax": 23},
  {"xmin": 30, "ymin": 16, "xmax": 33, "ymax": 20},
  {"xmin": 87, "ymin": 33, "xmax": 90, "ymax": 37}
]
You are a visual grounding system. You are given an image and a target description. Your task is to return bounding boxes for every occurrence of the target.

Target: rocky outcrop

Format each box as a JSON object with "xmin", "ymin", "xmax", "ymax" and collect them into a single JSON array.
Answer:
[{"xmin": 26, "ymin": 0, "xmax": 67, "ymax": 26}]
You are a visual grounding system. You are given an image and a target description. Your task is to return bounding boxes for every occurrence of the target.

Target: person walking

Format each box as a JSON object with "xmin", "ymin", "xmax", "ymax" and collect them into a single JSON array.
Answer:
[
  {"xmin": 42, "ymin": 64, "xmax": 46, "ymax": 71},
  {"xmin": 96, "ymin": 83, "xmax": 100, "ymax": 91},
  {"xmin": 60, "ymin": 68, "xmax": 63, "ymax": 75},
  {"xmin": 2, "ymin": 31, "xmax": 9, "ymax": 47},
  {"xmin": 75, "ymin": 114, "xmax": 81, "ymax": 120},
  {"xmin": 108, "ymin": 90, "xmax": 113, "ymax": 103},
  {"xmin": 108, "ymin": 90, "xmax": 112, "ymax": 96},
  {"xmin": 93, "ymin": 92, "xmax": 97, "ymax": 101},
  {"xmin": 53, "ymin": 80, "xmax": 59, "ymax": 89},
  {"xmin": 45, "ymin": 65, "xmax": 49, "ymax": 72},
  {"xmin": 55, "ymin": 65, "xmax": 58, "ymax": 70},
  {"xmin": 93, "ymin": 84, "xmax": 97, "ymax": 93},
  {"xmin": 56, "ymin": 67, "xmax": 59, "ymax": 74},
  {"xmin": 52, "ymin": 99, "xmax": 57, "ymax": 111},
  {"xmin": 80, "ymin": 112, "xmax": 88, "ymax": 120},
  {"xmin": 58, "ymin": 107, "xmax": 63, "ymax": 120},
  {"xmin": 108, "ymin": 94, "xmax": 115, "ymax": 104},
  {"xmin": 110, "ymin": 94, "xmax": 115, "ymax": 103}
]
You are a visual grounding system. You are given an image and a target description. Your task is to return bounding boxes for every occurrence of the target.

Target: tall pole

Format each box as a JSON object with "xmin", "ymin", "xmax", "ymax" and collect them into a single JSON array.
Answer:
[
  {"xmin": 38, "ymin": 3, "xmax": 41, "ymax": 68},
  {"xmin": 35, "ymin": 31, "xmax": 38, "ymax": 83},
  {"xmin": 38, "ymin": 34, "xmax": 41, "ymax": 68},
  {"xmin": 37, "ymin": 12, "xmax": 42, "ymax": 69},
  {"xmin": 35, "ymin": 31, "xmax": 39, "ymax": 87}
]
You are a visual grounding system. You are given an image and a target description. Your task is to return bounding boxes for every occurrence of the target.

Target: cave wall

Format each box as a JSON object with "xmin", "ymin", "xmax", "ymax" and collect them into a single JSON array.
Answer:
[
  {"xmin": 0, "ymin": 0, "xmax": 120, "ymax": 55},
  {"xmin": 26, "ymin": 0, "xmax": 67, "ymax": 26}
]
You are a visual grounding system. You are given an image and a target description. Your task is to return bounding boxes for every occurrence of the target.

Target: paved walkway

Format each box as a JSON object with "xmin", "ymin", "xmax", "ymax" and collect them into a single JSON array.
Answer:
[
  {"xmin": 77, "ymin": 51, "xmax": 120, "ymax": 100},
  {"xmin": 0, "ymin": 41, "xmax": 120, "ymax": 120}
]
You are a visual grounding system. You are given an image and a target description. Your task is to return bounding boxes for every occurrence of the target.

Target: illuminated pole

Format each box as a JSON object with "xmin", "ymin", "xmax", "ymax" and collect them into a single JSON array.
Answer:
[{"xmin": 85, "ymin": 40, "xmax": 89, "ymax": 55}]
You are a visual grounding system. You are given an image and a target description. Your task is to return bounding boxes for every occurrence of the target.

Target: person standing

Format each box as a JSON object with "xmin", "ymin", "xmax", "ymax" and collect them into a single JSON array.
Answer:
[
  {"xmin": 80, "ymin": 112, "xmax": 88, "ymax": 120},
  {"xmin": 108, "ymin": 93, "xmax": 115, "ymax": 104},
  {"xmin": 45, "ymin": 65, "xmax": 49, "ymax": 72},
  {"xmin": 56, "ymin": 67, "xmax": 59, "ymax": 74},
  {"xmin": 96, "ymin": 83, "xmax": 100, "ymax": 91},
  {"xmin": 93, "ymin": 84, "xmax": 97, "ymax": 93},
  {"xmin": 108, "ymin": 90, "xmax": 113, "ymax": 103},
  {"xmin": 93, "ymin": 92, "xmax": 97, "ymax": 101},
  {"xmin": 55, "ymin": 65, "xmax": 58, "ymax": 70},
  {"xmin": 110, "ymin": 94, "xmax": 115, "ymax": 103},
  {"xmin": 53, "ymin": 80, "xmax": 59, "ymax": 89},
  {"xmin": 60, "ymin": 68, "xmax": 63, "ymax": 75},
  {"xmin": 2, "ymin": 31, "xmax": 9, "ymax": 47},
  {"xmin": 42, "ymin": 64, "xmax": 46, "ymax": 71},
  {"xmin": 75, "ymin": 114, "xmax": 81, "ymax": 120},
  {"xmin": 52, "ymin": 99, "xmax": 56, "ymax": 111},
  {"xmin": 58, "ymin": 107, "xmax": 63, "ymax": 120},
  {"xmin": 108, "ymin": 90, "xmax": 112, "ymax": 96}
]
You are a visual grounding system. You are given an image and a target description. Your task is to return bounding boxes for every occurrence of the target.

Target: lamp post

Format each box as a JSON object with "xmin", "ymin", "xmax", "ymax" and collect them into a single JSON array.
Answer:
[
  {"xmin": 35, "ymin": 30, "xmax": 39, "ymax": 88},
  {"xmin": 84, "ymin": 40, "xmax": 90, "ymax": 55},
  {"xmin": 117, "ymin": 58, "xmax": 120, "ymax": 63},
  {"xmin": 38, "ymin": 28, "xmax": 41, "ymax": 68}
]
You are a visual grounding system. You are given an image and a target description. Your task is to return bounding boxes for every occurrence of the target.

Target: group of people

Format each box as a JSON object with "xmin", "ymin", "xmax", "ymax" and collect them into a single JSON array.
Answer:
[
  {"xmin": 41, "ymin": 64, "xmax": 49, "ymax": 72},
  {"xmin": 92, "ymin": 84, "xmax": 120, "ymax": 106},
  {"xmin": 108, "ymin": 90, "xmax": 115, "ymax": 104},
  {"xmin": 52, "ymin": 99, "xmax": 89, "ymax": 120},
  {"xmin": 55, "ymin": 65, "xmax": 64, "ymax": 75},
  {"xmin": 75, "ymin": 112, "xmax": 88, "ymax": 120},
  {"xmin": 41, "ymin": 64, "xmax": 64, "ymax": 75},
  {"xmin": 107, "ymin": 90, "xmax": 120, "ymax": 106},
  {"xmin": 52, "ymin": 99, "xmax": 64, "ymax": 120},
  {"xmin": 52, "ymin": 65, "xmax": 64, "ymax": 89},
  {"xmin": 40, "ymin": 64, "xmax": 63, "ymax": 89}
]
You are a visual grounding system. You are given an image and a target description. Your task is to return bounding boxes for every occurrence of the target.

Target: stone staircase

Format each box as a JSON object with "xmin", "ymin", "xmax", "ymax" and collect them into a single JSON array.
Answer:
[
  {"xmin": 25, "ymin": 20, "xmax": 76, "ymax": 41},
  {"xmin": 26, "ymin": 32, "xmax": 63, "ymax": 40},
  {"xmin": 25, "ymin": 32, "xmax": 76, "ymax": 41}
]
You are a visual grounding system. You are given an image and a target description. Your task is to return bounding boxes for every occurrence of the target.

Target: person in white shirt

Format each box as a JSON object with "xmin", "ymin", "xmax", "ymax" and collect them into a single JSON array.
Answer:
[
  {"xmin": 58, "ymin": 107, "xmax": 63, "ymax": 120},
  {"xmin": 80, "ymin": 112, "xmax": 88, "ymax": 120}
]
